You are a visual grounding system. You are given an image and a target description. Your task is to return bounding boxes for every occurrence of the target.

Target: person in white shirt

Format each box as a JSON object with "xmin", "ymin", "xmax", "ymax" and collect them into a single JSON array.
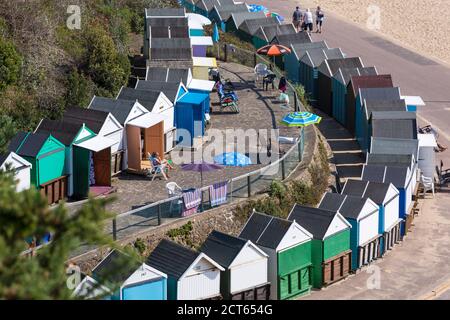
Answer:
[
  {"xmin": 315, "ymin": 6, "xmax": 325, "ymax": 33},
  {"xmin": 303, "ymin": 9, "xmax": 314, "ymax": 34}
]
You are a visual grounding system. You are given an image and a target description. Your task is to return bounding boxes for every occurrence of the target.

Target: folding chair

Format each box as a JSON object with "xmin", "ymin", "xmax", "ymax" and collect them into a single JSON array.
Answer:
[{"xmin": 148, "ymin": 156, "xmax": 168, "ymax": 181}]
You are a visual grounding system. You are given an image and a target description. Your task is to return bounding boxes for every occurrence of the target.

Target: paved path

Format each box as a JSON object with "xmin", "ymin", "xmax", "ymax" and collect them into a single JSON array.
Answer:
[{"xmin": 252, "ymin": 0, "xmax": 450, "ymax": 165}]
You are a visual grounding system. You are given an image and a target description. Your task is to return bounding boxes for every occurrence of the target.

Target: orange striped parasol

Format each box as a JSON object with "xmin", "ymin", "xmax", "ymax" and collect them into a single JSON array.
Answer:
[{"xmin": 256, "ymin": 44, "xmax": 291, "ymax": 57}]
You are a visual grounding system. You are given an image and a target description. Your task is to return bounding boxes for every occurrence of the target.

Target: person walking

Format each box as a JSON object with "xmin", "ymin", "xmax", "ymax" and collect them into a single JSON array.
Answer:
[
  {"xmin": 303, "ymin": 8, "xmax": 314, "ymax": 34},
  {"xmin": 315, "ymin": 6, "xmax": 325, "ymax": 33},
  {"xmin": 292, "ymin": 6, "xmax": 303, "ymax": 32}
]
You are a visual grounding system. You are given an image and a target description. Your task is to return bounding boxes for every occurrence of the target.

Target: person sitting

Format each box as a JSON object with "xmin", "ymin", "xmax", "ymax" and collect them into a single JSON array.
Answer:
[{"xmin": 278, "ymin": 76, "xmax": 287, "ymax": 93}]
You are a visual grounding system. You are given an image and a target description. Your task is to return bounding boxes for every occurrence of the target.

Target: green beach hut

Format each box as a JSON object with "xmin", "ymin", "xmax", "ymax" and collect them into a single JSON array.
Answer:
[
  {"xmin": 9, "ymin": 131, "xmax": 66, "ymax": 204},
  {"xmin": 36, "ymin": 119, "xmax": 116, "ymax": 199},
  {"xmin": 239, "ymin": 211, "xmax": 314, "ymax": 300},
  {"xmin": 288, "ymin": 204, "xmax": 352, "ymax": 288}
]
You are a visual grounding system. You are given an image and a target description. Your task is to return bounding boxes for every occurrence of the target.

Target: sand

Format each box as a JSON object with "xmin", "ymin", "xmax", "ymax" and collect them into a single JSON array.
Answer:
[{"xmin": 301, "ymin": 0, "xmax": 450, "ymax": 65}]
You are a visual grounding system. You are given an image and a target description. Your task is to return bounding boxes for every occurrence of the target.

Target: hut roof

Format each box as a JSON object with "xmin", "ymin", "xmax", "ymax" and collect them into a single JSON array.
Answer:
[
  {"xmin": 201, "ymin": 230, "xmax": 248, "ymax": 268},
  {"xmin": 300, "ymin": 47, "xmax": 344, "ymax": 68},
  {"xmin": 349, "ymin": 74, "xmax": 393, "ymax": 94},
  {"xmin": 8, "ymin": 131, "xmax": 29, "ymax": 153},
  {"xmin": 117, "ymin": 87, "xmax": 161, "ymax": 111},
  {"xmin": 63, "ymin": 107, "xmax": 110, "ymax": 134},
  {"xmin": 271, "ymin": 32, "xmax": 312, "ymax": 46},
  {"xmin": 146, "ymin": 67, "xmax": 190, "ymax": 84},
  {"xmin": 319, "ymin": 193, "xmax": 375, "ymax": 220},
  {"xmin": 239, "ymin": 212, "xmax": 294, "ymax": 249},
  {"xmin": 146, "ymin": 239, "xmax": 199, "ymax": 279},
  {"xmin": 146, "ymin": 17, "xmax": 189, "ymax": 28},
  {"xmin": 135, "ymin": 80, "xmax": 180, "ymax": 103},
  {"xmin": 361, "ymin": 165, "xmax": 410, "ymax": 189},
  {"xmin": 318, "ymin": 57, "xmax": 364, "ymax": 78},
  {"xmin": 197, "ymin": 0, "xmax": 236, "ymax": 12},
  {"xmin": 36, "ymin": 119, "xmax": 87, "ymax": 146},
  {"xmin": 366, "ymin": 153, "xmax": 414, "ymax": 167},
  {"xmin": 359, "ymin": 87, "xmax": 402, "ymax": 103},
  {"xmin": 212, "ymin": 3, "xmax": 249, "ymax": 21},
  {"xmin": 287, "ymin": 204, "xmax": 349, "ymax": 240},
  {"xmin": 92, "ymin": 250, "xmax": 141, "ymax": 285},
  {"xmin": 239, "ymin": 17, "xmax": 280, "ymax": 36},
  {"xmin": 149, "ymin": 38, "xmax": 192, "ymax": 61},
  {"xmin": 342, "ymin": 179, "xmax": 394, "ymax": 205},
  {"xmin": 365, "ymin": 99, "xmax": 407, "ymax": 115},
  {"xmin": 254, "ymin": 24, "xmax": 296, "ymax": 43},
  {"xmin": 371, "ymin": 117, "xmax": 418, "ymax": 140},
  {"xmin": 145, "ymin": 8, "xmax": 186, "ymax": 18},
  {"xmin": 0, "ymin": 152, "xmax": 10, "ymax": 166},
  {"xmin": 291, "ymin": 41, "xmax": 328, "ymax": 60},
  {"xmin": 89, "ymin": 97, "xmax": 139, "ymax": 125},
  {"xmin": 370, "ymin": 137, "xmax": 419, "ymax": 159},
  {"xmin": 228, "ymin": 11, "xmax": 266, "ymax": 29},
  {"xmin": 333, "ymin": 67, "xmax": 378, "ymax": 85},
  {"xmin": 11, "ymin": 132, "xmax": 52, "ymax": 158},
  {"xmin": 148, "ymin": 25, "xmax": 190, "ymax": 39}
]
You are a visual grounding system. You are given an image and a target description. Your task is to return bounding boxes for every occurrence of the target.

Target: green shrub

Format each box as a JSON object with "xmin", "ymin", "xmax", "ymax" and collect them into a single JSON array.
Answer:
[
  {"xmin": 65, "ymin": 69, "xmax": 95, "ymax": 108},
  {"xmin": 0, "ymin": 37, "xmax": 22, "ymax": 91},
  {"xmin": 133, "ymin": 238, "xmax": 147, "ymax": 255}
]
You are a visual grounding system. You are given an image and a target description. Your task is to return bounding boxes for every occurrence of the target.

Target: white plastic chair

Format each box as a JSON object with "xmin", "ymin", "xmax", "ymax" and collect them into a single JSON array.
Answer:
[
  {"xmin": 166, "ymin": 182, "xmax": 183, "ymax": 197},
  {"xmin": 421, "ymin": 175, "xmax": 435, "ymax": 198},
  {"xmin": 254, "ymin": 63, "xmax": 268, "ymax": 83}
]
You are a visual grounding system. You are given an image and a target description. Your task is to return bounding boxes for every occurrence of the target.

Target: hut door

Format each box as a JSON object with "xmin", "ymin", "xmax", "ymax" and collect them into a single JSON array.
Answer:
[
  {"xmin": 127, "ymin": 125, "xmax": 141, "ymax": 171},
  {"xmin": 144, "ymin": 122, "xmax": 164, "ymax": 159},
  {"xmin": 93, "ymin": 148, "xmax": 111, "ymax": 186},
  {"xmin": 300, "ymin": 268, "xmax": 310, "ymax": 290}
]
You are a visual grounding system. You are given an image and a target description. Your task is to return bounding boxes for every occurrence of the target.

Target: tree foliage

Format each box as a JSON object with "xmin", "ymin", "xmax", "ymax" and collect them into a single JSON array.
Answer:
[
  {"xmin": 0, "ymin": 171, "xmax": 135, "ymax": 300},
  {"xmin": 0, "ymin": 37, "xmax": 22, "ymax": 91},
  {"xmin": 0, "ymin": 115, "xmax": 16, "ymax": 154}
]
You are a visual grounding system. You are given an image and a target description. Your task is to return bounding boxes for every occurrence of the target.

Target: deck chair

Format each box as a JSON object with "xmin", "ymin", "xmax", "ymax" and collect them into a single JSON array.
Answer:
[
  {"xmin": 435, "ymin": 165, "xmax": 450, "ymax": 189},
  {"xmin": 148, "ymin": 156, "xmax": 168, "ymax": 181},
  {"xmin": 420, "ymin": 175, "xmax": 435, "ymax": 198}
]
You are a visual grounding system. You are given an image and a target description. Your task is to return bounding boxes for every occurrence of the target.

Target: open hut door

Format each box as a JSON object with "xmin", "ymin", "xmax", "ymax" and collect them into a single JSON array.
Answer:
[
  {"xmin": 127, "ymin": 125, "xmax": 141, "ymax": 171},
  {"xmin": 93, "ymin": 148, "xmax": 112, "ymax": 187},
  {"xmin": 73, "ymin": 146, "xmax": 90, "ymax": 199},
  {"xmin": 144, "ymin": 122, "xmax": 164, "ymax": 160}
]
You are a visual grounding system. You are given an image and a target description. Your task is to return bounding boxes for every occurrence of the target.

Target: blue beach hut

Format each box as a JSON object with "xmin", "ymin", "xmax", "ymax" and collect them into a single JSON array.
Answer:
[
  {"xmin": 175, "ymin": 91, "xmax": 209, "ymax": 147},
  {"xmin": 319, "ymin": 193, "xmax": 380, "ymax": 271},
  {"xmin": 92, "ymin": 250, "xmax": 168, "ymax": 300},
  {"xmin": 342, "ymin": 179, "xmax": 402, "ymax": 256}
]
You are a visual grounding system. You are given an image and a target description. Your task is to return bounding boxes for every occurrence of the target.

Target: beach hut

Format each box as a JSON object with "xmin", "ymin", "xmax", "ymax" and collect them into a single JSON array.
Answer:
[
  {"xmin": 345, "ymin": 74, "xmax": 393, "ymax": 135},
  {"xmin": 418, "ymin": 133, "xmax": 438, "ymax": 179},
  {"xmin": 342, "ymin": 179, "xmax": 401, "ymax": 255},
  {"xmin": 145, "ymin": 8, "xmax": 187, "ymax": 18},
  {"xmin": 147, "ymin": 239, "xmax": 225, "ymax": 300},
  {"xmin": 36, "ymin": 119, "xmax": 116, "ymax": 199},
  {"xmin": 183, "ymin": 0, "xmax": 197, "ymax": 13},
  {"xmin": 117, "ymin": 87, "xmax": 176, "ymax": 155},
  {"xmin": 8, "ymin": 132, "xmax": 66, "ymax": 205},
  {"xmin": 252, "ymin": 24, "xmax": 296, "ymax": 49},
  {"xmin": 317, "ymin": 57, "xmax": 364, "ymax": 116},
  {"xmin": 284, "ymin": 41, "xmax": 329, "ymax": 83},
  {"xmin": 355, "ymin": 87, "xmax": 402, "ymax": 151},
  {"xmin": 190, "ymin": 36, "xmax": 214, "ymax": 57},
  {"xmin": 174, "ymin": 91, "xmax": 209, "ymax": 147},
  {"xmin": 319, "ymin": 193, "xmax": 380, "ymax": 271},
  {"xmin": 287, "ymin": 204, "xmax": 352, "ymax": 288},
  {"xmin": 239, "ymin": 211, "xmax": 314, "ymax": 300},
  {"xmin": 237, "ymin": 17, "xmax": 280, "ymax": 43},
  {"xmin": 401, "ymin": 95, "xmax": 426, "ymax": 112},
  {"xmin": 269, "ymin": 33, "xmax": 313, "ymax": 69},
  {"xmin": 192, "ymin": 56, "xmax": 217, "ymax": 80},
  {"xmin": 370, "ymin": 137, "xmax": 419, "ymax": 163},
  {"xmin": 361, "ymin": 164, "xmax": 414, "ymax": 236},
  {"xmin": 210, "ymin": 3, "xmax": 249, "ymax": 32},
  {"xmin": 201, "ymin": 230, "xmax": 270, "ymax": 300},
  {"xmin": 225, "ymin": 11, "xmax": 266, "ymax": 33},
  {"xmin": 0, "ymin": 151, "xmax": 32, "ymax": 192},
  {"xmin": 92, "ymin": 250, "xmax": 168, "ymax": 300},
  {"xmin": 332, "ymin": 67, "xmax": 378, "ymax": 125},
  {"xmin": 148, "ymin": 38, "xmax": 193, "ymax": 69},
  {"xmin": 61, "ymin": 107, "xmax": 125, "ymax": 176}
]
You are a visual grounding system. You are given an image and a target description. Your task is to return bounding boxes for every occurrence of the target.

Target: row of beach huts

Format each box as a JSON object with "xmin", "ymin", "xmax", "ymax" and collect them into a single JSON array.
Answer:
[
  {"xmin": 71, "ymin": 1, "xmax": 438, "ymax": 301},
  {"xmin": 0, "ymin": 8, "xmax": 220, "ymax": 204}
]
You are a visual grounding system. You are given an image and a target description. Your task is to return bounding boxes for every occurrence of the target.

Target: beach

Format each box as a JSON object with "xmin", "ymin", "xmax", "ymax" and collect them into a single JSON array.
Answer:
[{"xmin": 295, "ymin": 0, "xmax": 450, "ymax": 65}]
